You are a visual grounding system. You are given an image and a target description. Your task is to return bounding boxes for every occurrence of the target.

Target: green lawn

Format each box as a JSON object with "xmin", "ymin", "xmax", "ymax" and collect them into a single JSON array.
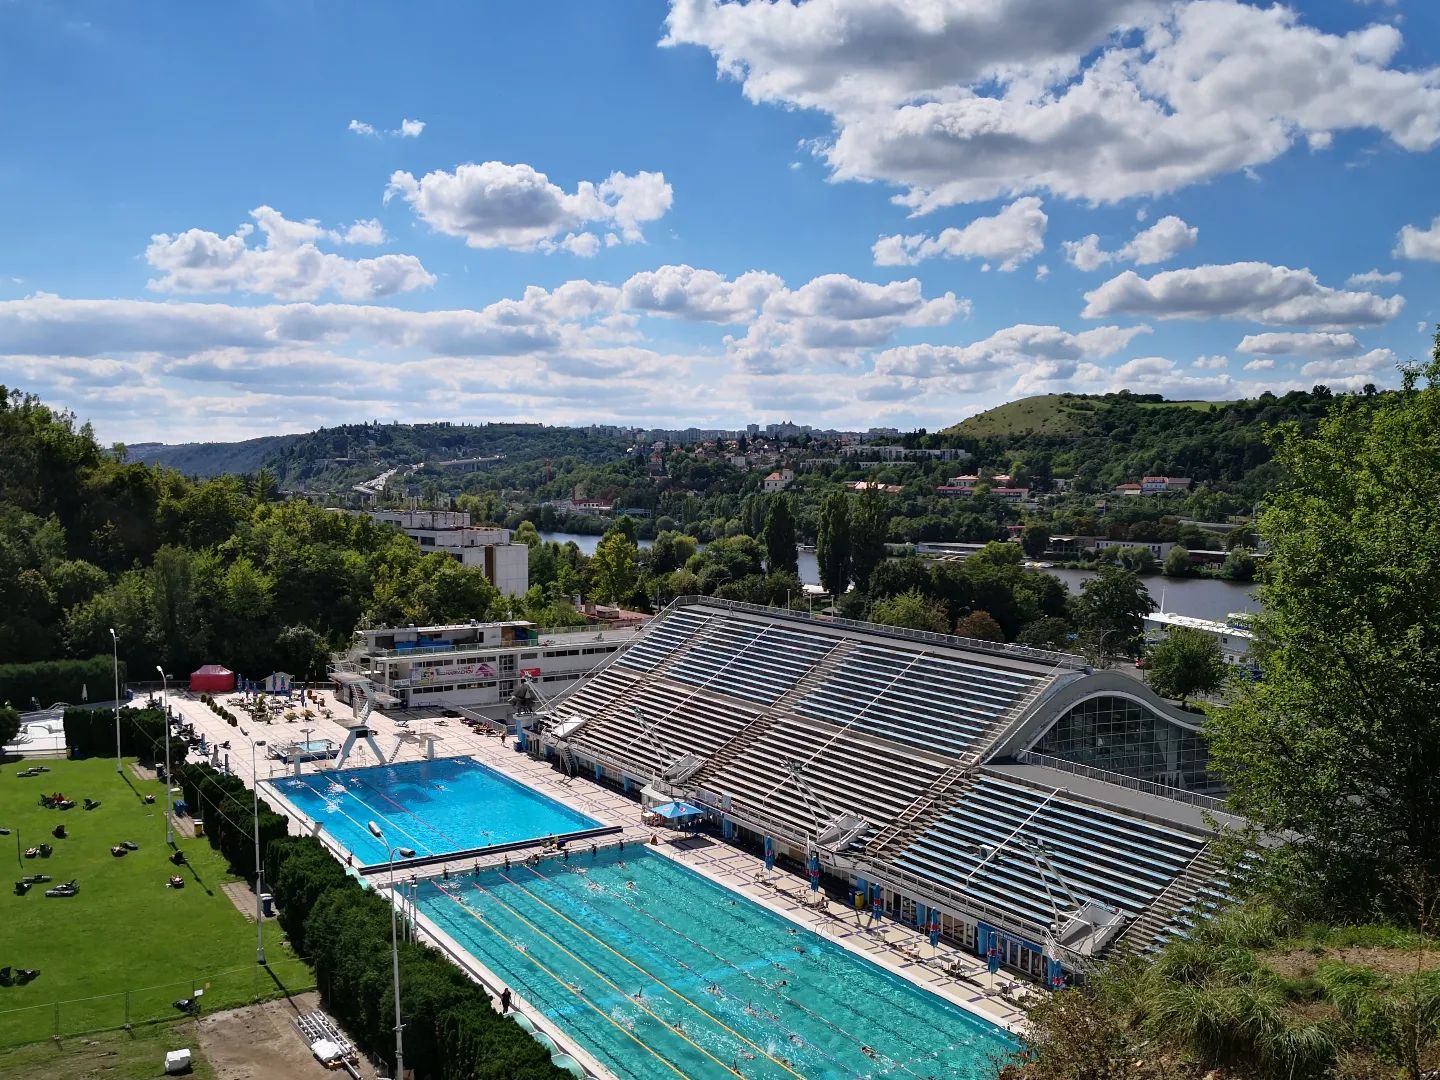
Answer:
[
  {"xmin": 0, "ymin": 1017, "xmax": 215, "ymax": 1079},
  {"xmin": 0, "ymin": 757, "xmax": 310, "ymax": 1047}
]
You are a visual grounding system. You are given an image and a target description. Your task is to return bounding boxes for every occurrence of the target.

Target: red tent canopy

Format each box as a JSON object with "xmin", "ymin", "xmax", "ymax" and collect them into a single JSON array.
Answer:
[{"xmin": 189, "ymin": 664, "xmax": 236, "ymax": 693}]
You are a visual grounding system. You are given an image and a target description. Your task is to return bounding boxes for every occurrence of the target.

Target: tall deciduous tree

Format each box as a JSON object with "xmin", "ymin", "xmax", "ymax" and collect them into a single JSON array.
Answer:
[
  {"xmin": 1073, "ymin": 566, "xmax": 1153, "ymax": 658},
  {"xmin": 869, "ymin": 588, "xmax": 949, "ymax": 634},
  {"xmin": 589, "ymin": 530, "xmax": 639, "ymax": 606},
  {"xmin": 761, "ymin": 495, "xmax": 798, "ymax": 575},
  {"xmin": 1020, "ymin": 523, "xmax": 1050, "ymax": 559},
  {"xmin": 1209, "ymin": 341, "xmax": 1440, "ymax": 922},
  {"xmin": 816, "ymin": 491, "xmax": 851, "ymax": 596},
  {"xmin": 1144, "ymin": 627, "xmax": 1225, "ymax": 704},
  {"xmin": 849, "ymin": 493, "xmax": 889, "ymax": 591}
]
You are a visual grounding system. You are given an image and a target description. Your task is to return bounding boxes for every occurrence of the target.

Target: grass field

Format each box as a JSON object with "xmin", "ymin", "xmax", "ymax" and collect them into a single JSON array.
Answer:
[
  {"xmin": 0, "ymin": 1017, "xmax": 215, "ymax": 1079},
  {"xmin": 0, "ymin": 756, "xmax": 310, "ymax": 1047}
]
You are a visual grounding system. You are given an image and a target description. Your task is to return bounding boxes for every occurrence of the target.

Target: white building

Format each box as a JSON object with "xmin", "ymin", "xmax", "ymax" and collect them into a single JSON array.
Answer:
[
  {"xmin": 331, "ymin": 619, "xmax": 642, "ymax": 715},
  {"xmin": 366, "ymin": 509, "xmax": 529, "ymax": 596},
  {"xmin": 1092, "ymin": 537, "xmax": 1176, "ymax": 561},
  {"xmin": 1144, "ymin": 611, "xmax": 1254, "ymax": 667},
  {"xmin": 761, "ymin": 468, "xmax": 794, "ymax": 492}
]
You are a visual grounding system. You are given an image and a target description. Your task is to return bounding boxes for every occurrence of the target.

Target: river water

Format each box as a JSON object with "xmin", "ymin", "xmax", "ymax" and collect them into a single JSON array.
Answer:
[{"xmin": 538, "ymin": 532, "xmax": 1256, "ymax": 622}]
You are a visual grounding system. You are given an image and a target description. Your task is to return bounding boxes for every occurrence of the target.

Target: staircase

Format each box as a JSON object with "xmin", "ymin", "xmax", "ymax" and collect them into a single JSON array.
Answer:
[
  {"xmin": 771, "ymin": 638, "xmax": 859, "ymax": 714},
  {"xmin": 687, "ymin": 712, "xmax": 780, "ymax": 788},
  {"xmin": 865, "ymin": 765, "xmax": 975, "ymax": 857},
  {"xmin": 1113, "ymin": 846, "xmax": 1224, "ymax": 954},
  {"xmin": 556, "ymin": 742, "xmax": 579, "ymax": 778}
]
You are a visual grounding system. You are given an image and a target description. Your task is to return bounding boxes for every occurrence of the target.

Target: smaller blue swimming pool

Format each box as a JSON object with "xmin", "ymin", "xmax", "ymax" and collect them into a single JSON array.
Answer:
[{"xmin": 262, "ymin": 756, "xmax": 598, "ymax": 867}]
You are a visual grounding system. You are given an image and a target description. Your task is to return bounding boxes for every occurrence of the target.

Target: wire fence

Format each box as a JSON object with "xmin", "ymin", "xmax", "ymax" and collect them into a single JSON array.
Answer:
[{"xmin": 0, "ymin": 956, "xmax": 316, "ymax": 1047}]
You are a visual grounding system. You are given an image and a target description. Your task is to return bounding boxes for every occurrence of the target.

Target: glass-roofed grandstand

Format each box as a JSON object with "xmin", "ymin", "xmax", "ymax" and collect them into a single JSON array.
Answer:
[{"xmin": 524, "ymin": 597, "xmax": 1239, "ymax": 984}]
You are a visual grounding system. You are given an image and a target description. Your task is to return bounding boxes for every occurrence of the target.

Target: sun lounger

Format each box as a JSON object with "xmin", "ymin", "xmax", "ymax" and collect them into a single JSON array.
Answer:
[{"xmin": 44, "ymin": 880, "xmax": 78, "ymax": 898}]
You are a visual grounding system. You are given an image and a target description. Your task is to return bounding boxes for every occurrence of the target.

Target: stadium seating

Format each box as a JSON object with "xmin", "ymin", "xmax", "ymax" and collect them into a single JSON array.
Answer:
[{"xmin": 893, "ymin": 772, "xmax": 1206, "ymax": 927}]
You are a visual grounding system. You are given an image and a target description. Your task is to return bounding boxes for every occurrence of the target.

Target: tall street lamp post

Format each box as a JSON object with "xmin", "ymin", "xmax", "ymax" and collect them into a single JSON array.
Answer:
[
  {"xmin": 155, "ymin": 666, "xmax": 173, "ymax": 845},
  {"xmin": 109, "ymin": 629, "xmax": 122, "ymax": 774},
  {"xmin": 251, "ymin": 737, "xmax": 268, "ymax": 965},
  {"xmin": 368, "ymin": 820, "xmax": 415, "ymax": 1080}
]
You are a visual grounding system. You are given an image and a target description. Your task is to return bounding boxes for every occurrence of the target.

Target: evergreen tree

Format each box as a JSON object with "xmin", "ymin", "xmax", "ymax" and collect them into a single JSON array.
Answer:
[
  {"xmin": 761, "ymin": 495, "xmax": 799, "ymax": 575},
  {"xmin": 816, "ymin": 490, "xmax": 851, "ymax": 596}
]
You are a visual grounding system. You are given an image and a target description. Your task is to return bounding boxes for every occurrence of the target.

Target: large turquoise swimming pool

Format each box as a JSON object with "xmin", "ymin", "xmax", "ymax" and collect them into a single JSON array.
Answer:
[
  {"xmin": 262, "ymin": 756, "xmax": 598, "ymax": 867},
  {"xmin": 416, "ymin": 847, "xmax": 1014, "ymax": 1080}
]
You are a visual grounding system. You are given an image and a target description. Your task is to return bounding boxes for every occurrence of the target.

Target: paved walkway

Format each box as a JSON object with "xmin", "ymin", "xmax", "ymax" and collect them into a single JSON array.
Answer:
[{"xmin": 162, "ymin": 687, "xmax": 1029, "ymax": 1035}]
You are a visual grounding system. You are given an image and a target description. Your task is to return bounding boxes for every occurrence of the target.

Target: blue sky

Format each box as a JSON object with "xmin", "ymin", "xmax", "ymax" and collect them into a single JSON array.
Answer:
[{"xmin": 2, "ymin": 0, "xmax": 1437, "ymax": 443}]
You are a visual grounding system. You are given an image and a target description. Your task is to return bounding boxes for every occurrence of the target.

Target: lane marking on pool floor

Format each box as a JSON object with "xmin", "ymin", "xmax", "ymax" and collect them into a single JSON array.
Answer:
[
  {"xmin": 423, "ymin": 885, "xmax": 691, "ymax": 1080},
  {"xmin": 456, "ymin": 880, "xmax": 764, "ymax": 1079},
  {"xmin": 489, "ymin": 873, "xmax": 809, "ymax": 1080}
]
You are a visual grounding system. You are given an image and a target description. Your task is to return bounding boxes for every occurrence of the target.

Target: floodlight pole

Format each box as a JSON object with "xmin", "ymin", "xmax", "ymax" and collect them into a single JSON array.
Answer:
[
  {"xmin": 156, "ymin": 666, "xmax": 173, "ymax": 845},
  {"xmin": 369, "ymin": 820, "xmax": 415, "ymax": 1080},
  {"xmin": 110, "ymin": 629, "xmax": 122, "ymax": 774},
  {"xmin": 251, "ymin": 737, "xmax": 268, "ymax": 965}
]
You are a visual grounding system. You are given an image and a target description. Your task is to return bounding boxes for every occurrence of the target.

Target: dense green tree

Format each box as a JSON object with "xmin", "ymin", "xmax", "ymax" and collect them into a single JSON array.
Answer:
[
  {"xmin": 589, "ymin": 530, "xmax": 639, "ymax": 605},
  {"xmin": 849, "ymin": 493, "xmax": 889, "ymax": 590},
  {"xmin": 648, "ymin": 530, "xmax": 698, "ymax": 575},
  {"xmin": 1020, "ymin": 523, "xmax": 1050, "ymax": 559},
  {"xmin": 1073, "ymin": 567, "xmax": 1153, "ymax": 658},
  {"xmin": 761, "ymin": 495, "xmax": 799, "ymax": 575},
  {"xmin": 1208, "ymin": 344, "xmax": 1440, "ymax": 923},
  {"xmin": 816, "ymin": 491, "xmax": 851, "ymax": 596},
  {"xmin": 1017, "ymin": 616, "xmax": 1074, "ymax": 652},
  {"xmin": 1145, "ymin": 627, "xmax": 1225, "ymax": 704},
  {"xmin": 954, "ymin": 610, "xmax": 1004, "ymax": 641},
  {"xmin": 0, "ymin": 703, "xmax": 19, "ymax": 747},
  {"xmin": 869, "ymin": 588, "xmax": 950, "ymax": 634},
  {"xmin": 513, "ymin": 520, "xmax": 541, "ymax": 548},
  {"xmin": 1162, "ymin": 545, "xmax": 1193, "ymax": 577}
]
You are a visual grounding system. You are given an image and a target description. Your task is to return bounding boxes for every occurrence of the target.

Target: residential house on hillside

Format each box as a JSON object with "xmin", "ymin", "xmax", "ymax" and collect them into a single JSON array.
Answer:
[
  {"xmin": 1141, "ymin": 476, "xmax": 1194, "ymax": 494},
  {"xmin": 762, "ymin": 468, "xmax": 794, "ymax": 492}
]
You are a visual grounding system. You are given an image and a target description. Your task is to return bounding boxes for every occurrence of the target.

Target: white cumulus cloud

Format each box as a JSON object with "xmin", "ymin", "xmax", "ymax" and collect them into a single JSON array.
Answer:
[
  {"xmin": 385, "ymin": 161, "xmax": 673, "ymax": 254},
  {"xmin": 665, "ymin": 0, "xmax": 1440, "ymax": 211},
  {"xmin": 1237, "ymin": 331, "xmax": 1363, "ymax": 356},
  {"xmin": 621, "ymin": 264, "xmax": 783, "ymax": 323},
  {"xmin": 1082, "ymin": 262, "xmax": 1404, "ymax": 327},
  {"xmin": 1394, "ymin": 217, "xmax": 1440, "ymax": 261},
  {"xmin": 348, "ymin": 117, "xmax": 427, "ymax": 138},
  {"xmin": 145, "ymin": 206, "xmax": 434, "ymax": 301},
  {"xmin": 1346, "ymin": 268, "xmax": 1402, "ymax": 286},
  {"xmin": 1064, "ymin": 216, "xmax": 1198, "ymax": 271},
  {"xmin": 872, "ymin": 197, "xmax": 1047, "ymax": 270}
]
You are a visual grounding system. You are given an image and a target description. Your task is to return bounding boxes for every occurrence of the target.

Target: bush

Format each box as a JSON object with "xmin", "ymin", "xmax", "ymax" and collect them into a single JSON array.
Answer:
[
  {"xmin": 267, "ymin": 835, "xmax": 567, "ymax": 1080},
  {"xmin": 0, "ymin": 655, "xmax": 125, "ymax": 709},
  {"xmin": 62, "ymin": 705, "xmax": 186, "ymax": 765}
]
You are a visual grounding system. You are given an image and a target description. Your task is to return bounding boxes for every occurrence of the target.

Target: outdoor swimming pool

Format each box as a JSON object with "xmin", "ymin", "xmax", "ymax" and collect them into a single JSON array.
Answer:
[
  {"xmin": 262, "ymin": 756, "xmax": 599, "ymax": 867},
  {"xmin": 417, "ymin": 847, "xmax": 1014, "ymax": 1080}
]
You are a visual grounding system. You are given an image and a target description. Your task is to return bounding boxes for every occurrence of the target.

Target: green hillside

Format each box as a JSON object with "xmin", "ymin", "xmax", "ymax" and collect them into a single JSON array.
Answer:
[
  {"xmin": 945, "ymin": 394, "xmax": 1095, "ymax": 438},
  {"xmin": 127, "ymin": 433, "xmax": 303, "ymax": 477}
]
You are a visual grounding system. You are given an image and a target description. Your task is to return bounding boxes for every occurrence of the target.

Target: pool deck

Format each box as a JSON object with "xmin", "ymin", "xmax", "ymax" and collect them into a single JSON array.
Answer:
[{"xmin": 164, "ymin": 688, "xmax": 1031, "ymax": 1048}]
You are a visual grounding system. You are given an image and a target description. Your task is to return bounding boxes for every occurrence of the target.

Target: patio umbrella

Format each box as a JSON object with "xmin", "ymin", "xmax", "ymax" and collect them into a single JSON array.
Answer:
[
  {"xmin": 807, "ymin": 850, "xmax": 820, "ymax": 892},
  {"xmin": 928, "ymin": 908, "xmax": 941, "ymax": 948},
  {"xmin": 81, "ymin": 683, "xmax": 88, "ymax": 702},
  {"xmin": 763, "ymin": 836, "xmax": 774, "ymax": 872},
  {"xmin": 871, "ymin": 886, "xmax": 883, "ymax": 921}
]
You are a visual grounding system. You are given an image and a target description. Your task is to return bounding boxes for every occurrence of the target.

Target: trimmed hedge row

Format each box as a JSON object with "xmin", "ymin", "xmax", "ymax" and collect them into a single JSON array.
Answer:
[
  {"xmin": 266, "ymin": 834, "xmax": 568, "ymax": 1080},
  {"xmin": 1, "ymin": 656, "xmax": 125, "ymax": 710},
  {"xmin": 63, "ymin": 705, "xmax": 187, "ymax": 766},
  {"xmin": 174, "ymin": 762, "xmax": 288, "ymax": 885}
]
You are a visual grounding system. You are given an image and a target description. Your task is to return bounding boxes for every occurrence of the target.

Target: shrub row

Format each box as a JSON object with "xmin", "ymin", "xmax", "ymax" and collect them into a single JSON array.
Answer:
[
  {"xmin": 199, "ymin": 692, "xmax": 240, "ymax": 726},
  {"xmin": 1, "ymin": 656, "xmax": 125, "ymax": 710},
  {"xmin": 266, "ymin": 834, "xmax": 568, "ymax": 1080},
  {"xmin": 174, "ymin": 762, "xmax": 288, "ymax": 885},
  {"xmin": 62, "ymin": 705, "xmax": 187, "ymax": 766}
]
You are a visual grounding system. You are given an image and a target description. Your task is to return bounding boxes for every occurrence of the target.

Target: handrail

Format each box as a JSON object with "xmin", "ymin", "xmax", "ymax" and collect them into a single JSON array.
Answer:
[
  {"xmin": 668, "ymin": 595, "xmax": 1089, "ymax": 671},
  {"xmin": 1011, "ymin": 750, "xmax": 1230, "ymax": 813}
]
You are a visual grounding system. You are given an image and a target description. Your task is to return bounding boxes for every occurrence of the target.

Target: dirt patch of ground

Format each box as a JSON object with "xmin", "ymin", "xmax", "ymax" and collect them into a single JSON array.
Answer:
[
  {"xmin": 1263, "ymin": 945, "xmax": 1440, "ymax": 979},
  {"xmin": 195, "ymin": 992, "xmax": 378, "ymax": 1080}
]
